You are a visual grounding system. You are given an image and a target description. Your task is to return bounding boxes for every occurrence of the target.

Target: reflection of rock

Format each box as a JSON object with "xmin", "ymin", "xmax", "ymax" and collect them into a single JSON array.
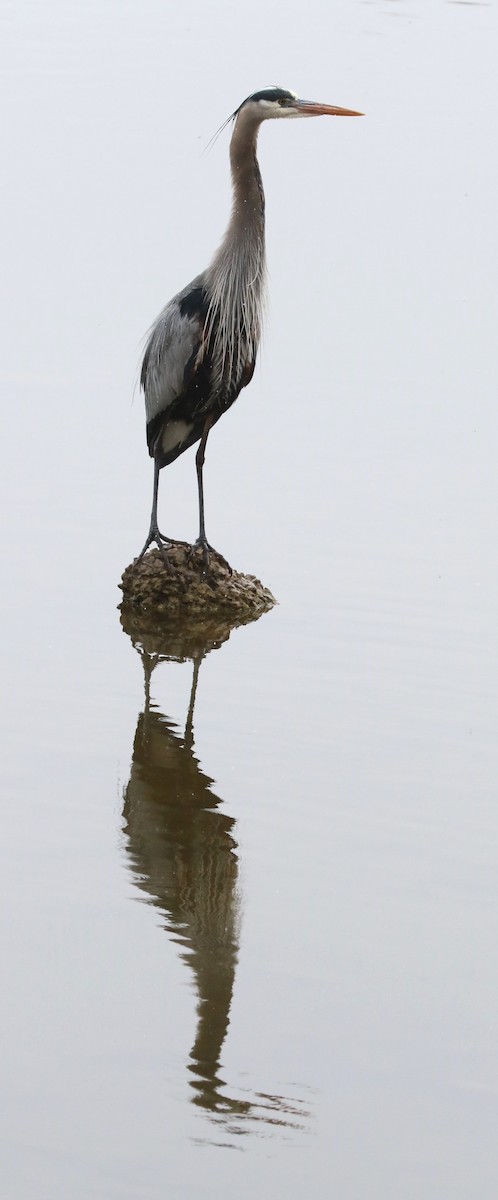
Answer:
[
  {"xmin": 119, "ymin": 543, "xmax": 276, "ymax": 626},
  {"xmin": 120, "ymin": 598, "xmax": 245, "ymax": 667},
  {"xmin": 121, "ymin": 614, "xmax": 312, "ymax": 1139}
]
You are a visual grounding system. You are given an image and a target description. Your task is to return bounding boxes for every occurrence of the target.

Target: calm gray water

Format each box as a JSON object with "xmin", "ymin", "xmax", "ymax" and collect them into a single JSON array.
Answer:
[{"xmin": 2, "ymin": 0, "xmax": 498, "ymax": 1196}]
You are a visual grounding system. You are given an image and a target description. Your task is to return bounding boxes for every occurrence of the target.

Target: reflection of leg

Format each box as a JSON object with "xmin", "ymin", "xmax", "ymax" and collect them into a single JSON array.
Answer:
[
  {"xmin": 184, "ymin": 657, "xmax": 201, "ymax": 750},
  {"xmin": 140, "ymin": 651, "xmax": 161, "ymax": 714}
]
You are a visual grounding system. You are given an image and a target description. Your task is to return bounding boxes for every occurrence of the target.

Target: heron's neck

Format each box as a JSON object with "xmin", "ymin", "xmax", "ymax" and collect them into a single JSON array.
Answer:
[
  {"xmin": 205, "ymin": 115, "xmax": 267, "ymax": 386},
  {"xmin": 209, "ymin": 114, "xmax": 266, "ymax": 287},
  {"xmin": 228, "ymin": 115, "xmax": 266, "ymax": 247}
]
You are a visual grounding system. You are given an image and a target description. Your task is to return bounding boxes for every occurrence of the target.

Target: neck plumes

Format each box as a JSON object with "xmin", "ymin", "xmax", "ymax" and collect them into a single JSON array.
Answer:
[{"xmin": 206, "ymin": 112, "xmax": 267, "ymax": 391}]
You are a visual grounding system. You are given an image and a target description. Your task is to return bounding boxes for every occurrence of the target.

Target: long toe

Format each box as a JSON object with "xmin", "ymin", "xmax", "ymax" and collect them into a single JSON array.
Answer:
[
  {"xmin": 154, "ymin": 536, "xmax": 171, "ymax": 571},
  {"xmin": 205, "ymin": 541, "xmax": 232, "ymax": 573},
  {"xmin": 156, "ymin": 529, "xmax": 188, "ymax": 548},
  {"xmin": 133, "ymin": 529, "xmax": 171, "ymax": 570}
]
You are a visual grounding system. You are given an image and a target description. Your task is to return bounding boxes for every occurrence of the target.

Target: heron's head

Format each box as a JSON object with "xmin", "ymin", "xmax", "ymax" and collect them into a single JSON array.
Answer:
[{"xmin": 238, "ymin": 86, "xmax": 363, "ymax": 121}]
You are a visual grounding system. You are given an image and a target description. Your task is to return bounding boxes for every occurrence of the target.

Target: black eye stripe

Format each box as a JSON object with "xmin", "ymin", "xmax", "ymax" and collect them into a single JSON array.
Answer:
[{"xmin": 244, "ymin": 87, "xmax": 295, "ymax": 106}]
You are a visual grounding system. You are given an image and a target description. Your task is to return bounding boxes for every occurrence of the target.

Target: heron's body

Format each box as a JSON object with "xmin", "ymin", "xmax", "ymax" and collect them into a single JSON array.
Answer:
[
  {"xmin": 136, "ymin": 87, "xmax": 362, "ymax": 567},
  {"xmin": 141, "ymin": 268, "xmax": 259, "ymax": 470}
]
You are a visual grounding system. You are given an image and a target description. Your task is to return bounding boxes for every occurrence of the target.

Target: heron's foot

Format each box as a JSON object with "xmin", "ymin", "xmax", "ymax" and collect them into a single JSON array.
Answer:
[
  {"xmin": 188, "ymin": 536, "xmax": 233, "ymax": 575},
  {"xmin": 133, "ymin": 527, "xmax": 173, "ymax": 571}
]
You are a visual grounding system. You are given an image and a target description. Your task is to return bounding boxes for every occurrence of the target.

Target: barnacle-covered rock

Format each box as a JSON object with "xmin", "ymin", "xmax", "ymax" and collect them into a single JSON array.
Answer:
[{"xmin": 119, "ymin": 543, "xmax": 276, "ymax": 643}]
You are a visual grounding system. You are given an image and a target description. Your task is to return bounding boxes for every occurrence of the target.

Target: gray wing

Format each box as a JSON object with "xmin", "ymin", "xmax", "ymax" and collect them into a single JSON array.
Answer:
[{"xmin": 141, "ymin": 273, "xmax": 207, "ymax": 430}]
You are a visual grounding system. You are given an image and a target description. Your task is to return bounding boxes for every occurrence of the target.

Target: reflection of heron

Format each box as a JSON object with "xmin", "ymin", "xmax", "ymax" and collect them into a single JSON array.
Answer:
[
  {"xmin": 121, "ymin": 614, "xmax": 313, "ymax": 1138},
  {"xmin": 137, "ymin": 86, "xmax": 362, "ymax": 566},
  {"xmin": 123, "ymin": 651, "xmax": 242, "ymax": 1115}
]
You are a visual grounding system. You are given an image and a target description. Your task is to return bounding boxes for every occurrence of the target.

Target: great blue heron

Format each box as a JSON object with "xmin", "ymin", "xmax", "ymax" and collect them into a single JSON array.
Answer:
[{"xmin": 137, "ymin": 86, "xmax": 362, "ymax": 568}]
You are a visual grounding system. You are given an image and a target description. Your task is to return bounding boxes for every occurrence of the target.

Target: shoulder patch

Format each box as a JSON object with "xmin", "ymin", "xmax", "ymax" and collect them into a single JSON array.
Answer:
[{"xmin": 179, "ymin": 286, "xmax": 208, "ymax": 320}]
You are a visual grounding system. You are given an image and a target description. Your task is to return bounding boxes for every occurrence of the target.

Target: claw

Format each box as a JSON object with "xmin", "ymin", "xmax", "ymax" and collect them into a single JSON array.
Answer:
[{"xmin": 188, "ymin": 537, "xmax": 232, "ymax": 575}]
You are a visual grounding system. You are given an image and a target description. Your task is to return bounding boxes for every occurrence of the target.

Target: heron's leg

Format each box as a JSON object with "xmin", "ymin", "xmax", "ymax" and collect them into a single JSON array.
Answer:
[
  {"xmin": 190, "ymin": 416, "xmax": 232, "ymax": 573},
  {"xmin": 134, "ymin": 456, "xmax": 172, "ymax": 568},
  {"xmin": 195, "ymin": 415, "xmax": 213, "ymax": 554}
]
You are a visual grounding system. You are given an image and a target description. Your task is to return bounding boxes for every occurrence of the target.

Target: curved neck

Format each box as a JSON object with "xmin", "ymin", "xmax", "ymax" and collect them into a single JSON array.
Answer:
[
  {"xmin": 205, "ymin": 110, "xmax": 267, "ymax": 383},
  {"xmin": 228, "ymin": 111, "xmax": 265, "ymax": 240},
  {"xmin": 209, "ymin": 110, "xmax": 266, "ymax": 278}
]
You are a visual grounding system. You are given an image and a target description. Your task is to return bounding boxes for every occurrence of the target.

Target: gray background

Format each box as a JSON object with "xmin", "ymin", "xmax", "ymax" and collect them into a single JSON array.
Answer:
[{"xmin": 1, "ymin": 0, "xmax": 498, "ymax": 1196}]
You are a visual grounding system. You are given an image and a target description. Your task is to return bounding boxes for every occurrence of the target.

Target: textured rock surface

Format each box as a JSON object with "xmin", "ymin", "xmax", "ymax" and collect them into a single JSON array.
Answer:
[{"xmin": 119, "ymin": 543, "xmax": 276, "ymax": 645}]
